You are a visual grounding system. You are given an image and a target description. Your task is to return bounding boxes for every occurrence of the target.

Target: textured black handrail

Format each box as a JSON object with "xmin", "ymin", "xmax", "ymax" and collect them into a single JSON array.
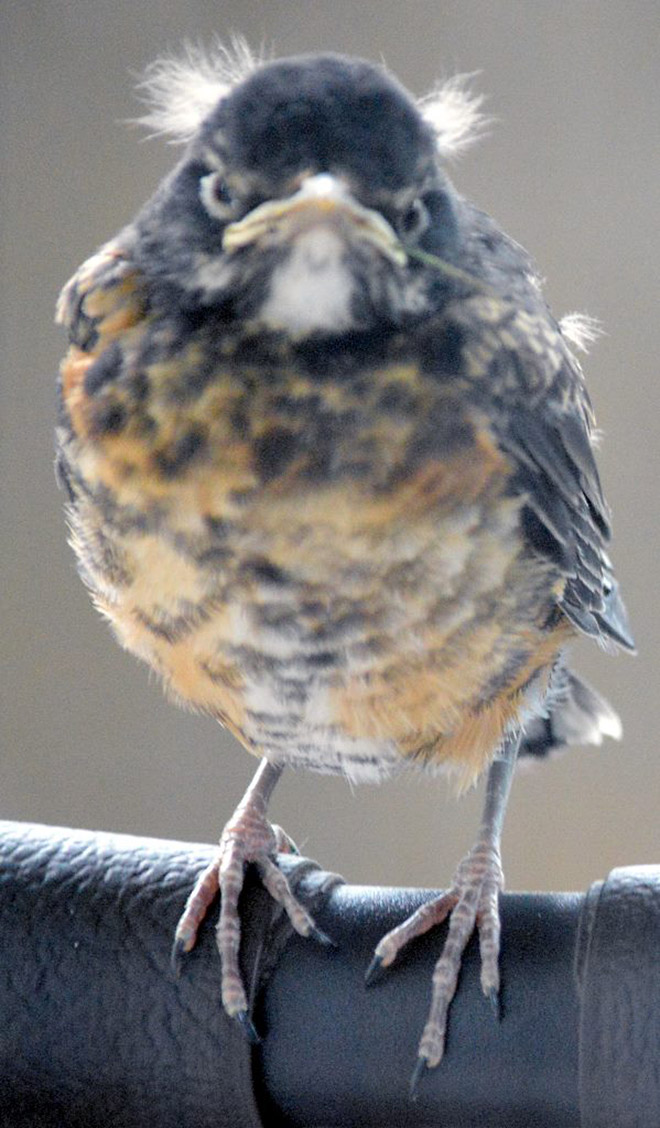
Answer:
[{"xmin": 1, "ymin": 821, "xmax": 658, "ymax": 1127}]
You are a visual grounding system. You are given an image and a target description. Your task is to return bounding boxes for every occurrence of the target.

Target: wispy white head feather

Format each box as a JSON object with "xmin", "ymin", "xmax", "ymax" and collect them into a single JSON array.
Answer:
[
  {"xmin": 136, "ymin": 36, "xmax": 261, "ymax": 142},
  {"xmin": 559, "ymin": 312, "xmax": 604, "ymax": 353},
  {"xmin": 417, "ymin": 74, "xmax": 489, "ymax": 158},
  {"xmin": 137, "ymin": 42, "xmax": 487, "ymax": 159}
]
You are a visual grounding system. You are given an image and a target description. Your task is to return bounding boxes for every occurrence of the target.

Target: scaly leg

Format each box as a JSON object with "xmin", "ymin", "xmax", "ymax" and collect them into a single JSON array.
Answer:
[
  {"xmin": 366, "ymin": 733, "xmax": 521, "ymax": 1091},
  {"xmin": 172, "ymin": 759, "xmax": 331, "ymax": 1039}
]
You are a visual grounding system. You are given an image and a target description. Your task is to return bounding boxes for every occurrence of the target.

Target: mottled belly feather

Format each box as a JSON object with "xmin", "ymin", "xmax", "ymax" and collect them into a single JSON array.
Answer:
[{"xmin": 60, "ymin": 320, "xmax": 568, "ymax": 787}]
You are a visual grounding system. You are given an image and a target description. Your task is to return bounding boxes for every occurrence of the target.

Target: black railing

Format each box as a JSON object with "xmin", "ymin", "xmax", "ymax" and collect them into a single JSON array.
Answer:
[{"xmin": 1, "ymin": 821, "xmax": 658, "ymax": 1126}]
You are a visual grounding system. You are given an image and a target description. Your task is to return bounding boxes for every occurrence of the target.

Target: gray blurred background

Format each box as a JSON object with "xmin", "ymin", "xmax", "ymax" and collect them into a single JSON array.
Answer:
[{"xmin": 2, "ymin": 2, "xmax": 658, "ymax": 893}]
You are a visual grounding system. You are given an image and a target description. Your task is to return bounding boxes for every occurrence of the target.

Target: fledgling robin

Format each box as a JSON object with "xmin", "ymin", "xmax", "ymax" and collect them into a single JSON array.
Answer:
[{"xmin": 55, "ymin": 44, "xmax": 634, "ymax": 1087}]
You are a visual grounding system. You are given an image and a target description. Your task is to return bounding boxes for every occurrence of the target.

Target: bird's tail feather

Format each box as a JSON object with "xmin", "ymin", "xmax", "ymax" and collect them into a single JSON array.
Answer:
[{"xmin": 520, "ymin": 671, "xmax": 621, "ymax": 758}]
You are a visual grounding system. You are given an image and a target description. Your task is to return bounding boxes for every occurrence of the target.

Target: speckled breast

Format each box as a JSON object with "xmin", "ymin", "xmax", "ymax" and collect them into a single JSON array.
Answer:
[{"xmin": 58, "ymin": 304, "xmax": 568, "ymax": 786}]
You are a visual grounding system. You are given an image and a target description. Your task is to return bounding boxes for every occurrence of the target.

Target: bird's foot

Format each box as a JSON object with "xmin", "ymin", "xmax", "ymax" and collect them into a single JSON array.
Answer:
[
  {"xmin": 172, "ymin": 792, "xmax": 330, "ymax": 1034},
  {"xmin": 366, "ymin": 839, "xmax": 504, "ymax": 1083}
]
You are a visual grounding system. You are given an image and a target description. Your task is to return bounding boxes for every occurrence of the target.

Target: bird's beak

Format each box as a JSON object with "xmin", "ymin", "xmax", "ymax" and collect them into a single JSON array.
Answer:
[{"xmin": 222, "ymin": 173, "xmax": 407, "ymax": 266}]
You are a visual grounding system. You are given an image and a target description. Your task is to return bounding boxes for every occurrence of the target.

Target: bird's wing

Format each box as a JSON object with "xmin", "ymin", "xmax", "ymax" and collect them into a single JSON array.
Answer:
[
  {"xmin": 450, "ymin": 294, "xmax": 635, "ymax": 652},
  {"xmin": 55, "ymin": 238, "xmax": 148, "ymax": 499},
  {"xmin": 56, "ymin": 237, "xmax": 144, "ymax": 353}
]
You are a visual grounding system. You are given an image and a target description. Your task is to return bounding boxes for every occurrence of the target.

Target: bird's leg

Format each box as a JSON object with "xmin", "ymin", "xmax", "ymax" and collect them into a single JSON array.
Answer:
[
  {"xmin": 366, "ymin": 733, "xmax": 520, "ymax": 1085},
  {"xmin": 172, "ymin": 758, "xmax": 329, "ymax": 1037}
]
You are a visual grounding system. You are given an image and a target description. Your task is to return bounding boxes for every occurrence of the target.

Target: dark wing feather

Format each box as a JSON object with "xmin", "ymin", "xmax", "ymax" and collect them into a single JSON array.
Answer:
[{"xmin": 479, "ymin": 309, "xmax": 635, "ymax": 653}]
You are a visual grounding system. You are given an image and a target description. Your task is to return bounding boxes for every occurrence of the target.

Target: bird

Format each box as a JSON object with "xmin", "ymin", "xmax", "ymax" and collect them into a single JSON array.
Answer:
[{"xmin": 55, "ymin": 43, "xmax": 634, "ymax": 1088}]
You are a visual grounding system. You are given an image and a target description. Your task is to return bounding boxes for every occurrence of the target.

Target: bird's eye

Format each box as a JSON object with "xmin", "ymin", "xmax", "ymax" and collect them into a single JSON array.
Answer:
[
  {"xmin": 399, "ymin": 198, "xmax": 429, "ymax": 241},
  {"xmin": 199, "ymin": 172, "xmax": 235, "ymax": 221}
]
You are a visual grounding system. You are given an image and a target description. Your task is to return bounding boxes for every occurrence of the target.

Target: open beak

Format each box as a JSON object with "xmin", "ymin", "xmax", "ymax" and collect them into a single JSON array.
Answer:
[{"xmin": 222, "ymin": 173, "xmax": 407, "ymax": 266}]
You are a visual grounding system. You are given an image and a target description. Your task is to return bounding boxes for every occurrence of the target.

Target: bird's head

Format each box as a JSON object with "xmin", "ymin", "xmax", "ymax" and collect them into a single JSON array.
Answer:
[{"xmin": 134, "ymin": 46, "xmax": 485, "ymax": 334}]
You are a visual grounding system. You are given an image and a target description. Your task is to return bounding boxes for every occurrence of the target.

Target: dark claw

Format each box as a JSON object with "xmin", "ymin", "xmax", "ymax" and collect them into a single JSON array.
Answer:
[
  {"xmin": 409, "ymin": 1056, "xmax": 429, "ymax": 1101},
  {"xmin": 235, "ymin": 1010, "xmax": 261, "ymax": 1045},
  {"xmin": 170, "ymin": 937, "xmax": 188, "ymax": 978},
  {"xmin": 487, "ymin": 986, "xmax": 501, "ymax": 1019},
  {"xmin": 364, "ymin": 953, "xmax": 386, "ymax": 986},
  {"xmin": 310, "ymin": 925, "xmax": 337, "ymax": 949}
]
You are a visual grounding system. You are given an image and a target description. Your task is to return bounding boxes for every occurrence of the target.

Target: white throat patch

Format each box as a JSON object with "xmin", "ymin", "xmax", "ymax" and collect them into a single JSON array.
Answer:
[{"xmin": 258, "ymin": 227, "xmax": 356, "ymax": 334}]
